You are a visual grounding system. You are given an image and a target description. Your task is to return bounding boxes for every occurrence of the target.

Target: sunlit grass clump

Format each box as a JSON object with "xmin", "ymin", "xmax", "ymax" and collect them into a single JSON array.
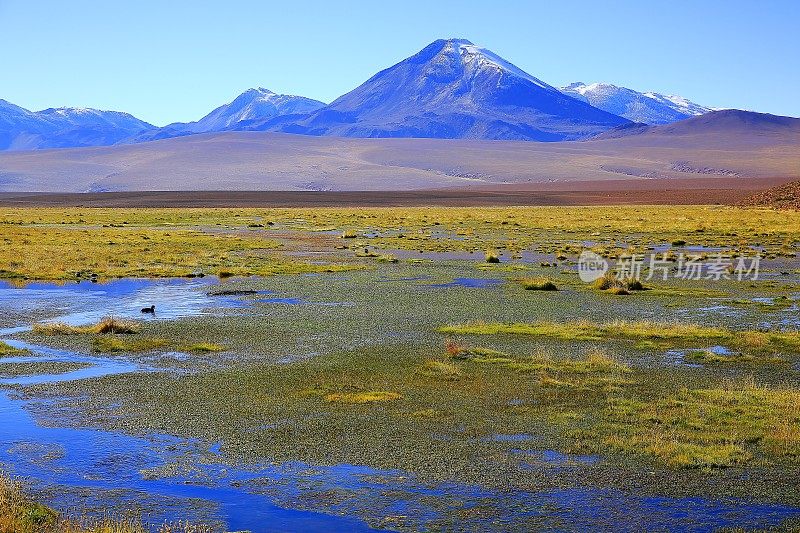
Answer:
[
  {"xmin": 33, "ymin": 317, "xmax": 140, "ymax": 335},
  {"xmin": 324, "ymin": 391, "xmax": 402, "ymax": 404},
  {"xmin": 484, "ymin": 249, "xmax": 500, "ymax": 263},
  {"xmin": 0, "ymin": 341, "xmax": 26, "ymax": 356},
  {"xmin": 517, "ymin": 277, "xmax": 558, "ymax": 291},
  {"xmin": 0, "ymin": 473, "xmax": 57, "ymax": 533},
  {"xmin": 592, "ymin": 273, "xmax": 643, "ymax": 294}
]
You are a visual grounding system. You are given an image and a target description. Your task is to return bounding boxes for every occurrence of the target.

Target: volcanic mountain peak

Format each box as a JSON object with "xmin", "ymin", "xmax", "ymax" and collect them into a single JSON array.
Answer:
[{"xmin": 258, "ymin": 38, "xmax": 629, "ymax": 141}]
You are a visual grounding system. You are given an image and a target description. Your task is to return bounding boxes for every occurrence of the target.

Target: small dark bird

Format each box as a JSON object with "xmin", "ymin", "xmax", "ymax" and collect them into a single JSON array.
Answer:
[{"xmin": 141, "ymin": 305, "xmax": 155, "ymax": 314}]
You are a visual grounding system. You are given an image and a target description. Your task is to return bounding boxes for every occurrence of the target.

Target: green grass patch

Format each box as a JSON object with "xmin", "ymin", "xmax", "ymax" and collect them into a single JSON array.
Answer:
[
  {"xmin": 484, "ymin": 249, "xmax": 500, "ymax": 263},
  {"xmin": 34, "ymin": 317, "xmax": 139, "ymax": 335},
  {"xmin": 438, "ymin": 320, "xmax": 729, "ymax": 343},
  {"xmin": 0, "ymin": 341, "xmax": 26, "ymax": 357},
  {"xmin": 324, "ymin": 391, "xmax": 402, "ymax": 404},
  {"xmin": 684, "ymin": 349, "xmax": 787, "ymax": 366},
  {"xmin": 568, "ymin": 380, "xmax": 800, "ymax": 469}
]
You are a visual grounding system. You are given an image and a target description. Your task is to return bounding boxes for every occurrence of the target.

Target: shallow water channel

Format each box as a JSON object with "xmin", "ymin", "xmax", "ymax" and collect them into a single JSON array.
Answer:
[{"xmin": 1, "ymin": 277, "xmax": 799, "ymax": 531}]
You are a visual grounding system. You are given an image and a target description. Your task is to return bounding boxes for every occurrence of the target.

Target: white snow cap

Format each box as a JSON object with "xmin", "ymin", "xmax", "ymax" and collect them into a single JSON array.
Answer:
[{"xmin": 443, "ymin": 38, "xmax": 555, "ymax": 90}]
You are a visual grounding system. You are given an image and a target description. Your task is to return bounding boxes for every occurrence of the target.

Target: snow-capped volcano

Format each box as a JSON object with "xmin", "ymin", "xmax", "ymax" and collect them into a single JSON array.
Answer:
[
  {"xmin": 255, "ymin": 39, "xmax": 629, "ymax": 141},
  {"xmin": 561, "ymin": 82, "xmax": 713, "ymax": 125}
]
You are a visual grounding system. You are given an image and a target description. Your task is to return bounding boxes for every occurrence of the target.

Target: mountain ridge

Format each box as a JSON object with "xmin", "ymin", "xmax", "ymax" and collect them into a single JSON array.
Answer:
[
  {"xmin": 0, "ymin": 109, "xmax": 796, "ymax": 192},
  {"xmin": 561, "ymin": 82, "xmax": 713, "ymax": 124},
  {"xmin": 0, "ymin": 100, "xmax": 154, "ymax": 150},
  {"xmin": 2, "ymin": 38, "xmax": 791, "ymax": 150},
  {"xmin": 245, "ymin": 38, "xmax": 630, "ymax": 141},
  {"xmin": 126, "ymin": 88, "xmax": 326, "ymax": 143}
]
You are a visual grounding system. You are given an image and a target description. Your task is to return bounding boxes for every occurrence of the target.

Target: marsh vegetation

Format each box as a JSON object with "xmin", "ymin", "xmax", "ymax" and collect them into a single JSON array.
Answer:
[{"xmin": 1, "ymin": 205, "xmax": 800, "ymax": 531}]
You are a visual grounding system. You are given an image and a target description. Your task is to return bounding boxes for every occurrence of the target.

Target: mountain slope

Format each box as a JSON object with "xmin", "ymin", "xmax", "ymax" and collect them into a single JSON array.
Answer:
[
  {"xmin": 0, "ymin": 100, "xmax": 155, "ymax": 150},
  {"xmin": 561, "ymin": 82, "xmax": 712, "ymax": 124},
  {"xmin": 251, "ymin": 39, "xmax": 630, "ymax": 141},
  {"xmin": 593, "ymin": 109, "xmax": 800, "ymax": 143},
  {"xmin": 0, "ymin": 100, "xmax": 50, "ymax": 150},
  {"xmin": 193, "ymin": 88, "xmax": 325, "ymax": 132},
  {"xmin": 126, "ymin": 88, "xmax": 325, "ymax": 143},
  {"xmin": 0, "ymin": 109, "xmax": 796, "ymax": 192}
]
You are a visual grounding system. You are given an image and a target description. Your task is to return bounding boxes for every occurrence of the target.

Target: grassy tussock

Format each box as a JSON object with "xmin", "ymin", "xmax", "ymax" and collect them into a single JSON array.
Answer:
[
  {"xmin": 484, "ymin": 249, "xmax": 500, "ymax": 263},
  {"xmin": 34, "ymin": 318, "xmax": 139, "ymax": 336},
  {"xmin": 376, "ymin": 254, "xmax": 398, "ymax": 263},
  {"xmin": 685, "ymin": 349, "xmax": 786, "ymax": 366},
  {"xmin": 324, "ymin": 391, "xmax": 402, "ymax": 404},
  {"xmin": 33, "ymin": 320, "xmax": 226, "ymax": 354},
  {"xmin": 92, "ymin": 338, "xmax": 226, "ymax": 354},
  {"xmin": 592, "ymin": 273, "xmax": 642, "ymax": 293},
  {"xmin": 0, "ymin": 341, "xmax": 26, "ymax": 356},
  {"xmin": 517, "ymin": 277, "xmax": 558, "ymax": 291},
  {"xmin": 441, "ymin": 320, "xmax": 800, "ymax": 359}
]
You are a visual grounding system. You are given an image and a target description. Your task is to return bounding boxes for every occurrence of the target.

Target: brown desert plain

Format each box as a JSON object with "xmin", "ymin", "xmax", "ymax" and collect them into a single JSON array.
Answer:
[{"xmin": 0, "ymin": 110, "xmax": 797, "ymax": 205}]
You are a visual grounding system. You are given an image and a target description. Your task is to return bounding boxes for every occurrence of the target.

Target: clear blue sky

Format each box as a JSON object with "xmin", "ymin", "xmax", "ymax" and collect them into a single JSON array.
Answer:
[{"xmin": 2, "ymin": 0, "xmax": 798, "ymax": 126}]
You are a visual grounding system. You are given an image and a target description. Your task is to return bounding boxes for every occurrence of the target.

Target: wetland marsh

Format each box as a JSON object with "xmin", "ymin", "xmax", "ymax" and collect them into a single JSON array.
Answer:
[{"xmin": 1, "ymin": 206, "xmax": 800, "ymax": 532}]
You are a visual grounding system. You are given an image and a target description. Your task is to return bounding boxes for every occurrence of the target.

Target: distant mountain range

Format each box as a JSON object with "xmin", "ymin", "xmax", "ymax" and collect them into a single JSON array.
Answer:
[
  {"xmin": 244, "ymin": 39, "xmax": 628, "ymax": 141},
  {"xmin": 126, "ymin": 88, "xmax": 325, "ymax": 144},
  {"xmin": 560, "ymin": 82, "xmax": 713, "ymax": 125},
  {"xmin": 0, "ymin": 99, "xmax": 153, "ymax": 150},
  {"xmin": 0, "ymin": 38, "xmax": 759, "ymax": 151},
  {"xmin": 0, "ymin": 109, "xmax": 797, "ymax": 192}
]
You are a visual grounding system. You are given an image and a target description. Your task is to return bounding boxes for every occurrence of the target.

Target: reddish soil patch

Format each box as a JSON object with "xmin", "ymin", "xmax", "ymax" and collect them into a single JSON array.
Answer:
[
  {"xmin": 0, "ymin": 178, "xmax": 791, "ymax": 208},
  {"xmin": 740, "ymin": 180, "xmax": 800, "ymax": 209}
]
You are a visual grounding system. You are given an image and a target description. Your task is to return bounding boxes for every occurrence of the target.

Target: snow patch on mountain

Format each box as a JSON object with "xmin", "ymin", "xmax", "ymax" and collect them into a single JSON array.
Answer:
[
  {"xmin": 0, "ymin": 101, "xmax": 154, "ymax": 150},
  {"xmin": 253, "ymin": 39, "xmax": 629, "ymax": 141},
  {"xmin": 561, "ymin": 82, "xmax": 713, "ymax": 124},
  {"xmin": 455, "ymin": 41, "xmax": 553, "ymax": 90}
]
